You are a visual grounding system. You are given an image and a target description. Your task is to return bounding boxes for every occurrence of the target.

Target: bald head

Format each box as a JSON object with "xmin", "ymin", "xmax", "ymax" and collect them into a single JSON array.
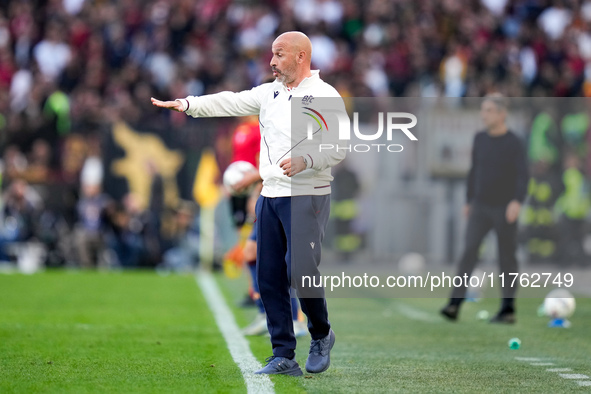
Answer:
[
  {"xmin": 270, "ymin": 31, "xmax": 313, "ymax": 87},
  {"xmin": 274, "ymin": 32, "xmax": 312, "ymax": 65}
]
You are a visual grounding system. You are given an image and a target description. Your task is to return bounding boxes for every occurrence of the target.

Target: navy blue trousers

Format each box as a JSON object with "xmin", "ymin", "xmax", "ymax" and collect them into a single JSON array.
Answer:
[{"xmin": 255, "ymin": 195, "xmax": 331, "ymax": 359}]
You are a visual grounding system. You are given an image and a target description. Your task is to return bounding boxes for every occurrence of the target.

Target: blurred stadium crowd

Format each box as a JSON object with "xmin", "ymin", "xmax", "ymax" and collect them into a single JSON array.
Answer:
[{"xmin": 1, "ymin": 0, "xmax": 591, "ymax": 269}]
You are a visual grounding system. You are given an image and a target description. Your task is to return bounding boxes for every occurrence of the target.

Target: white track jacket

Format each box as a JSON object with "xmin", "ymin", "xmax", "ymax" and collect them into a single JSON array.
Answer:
[{"xmin": 178, "ymin": 70, "xmax": 346, "ymax": 197}]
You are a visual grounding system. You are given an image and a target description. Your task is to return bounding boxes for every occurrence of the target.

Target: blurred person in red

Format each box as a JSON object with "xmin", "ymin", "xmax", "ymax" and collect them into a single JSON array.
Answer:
[
  {"xmin": 222, "ymin": 115, "xmax": 262, "ymax": 304},
  {"xmin": 227, "ymin": 115, "xmax": 261, "ymax": 228},
  {"xmin": 227, "ymin": 116, "xmax": 308, "ymax": 338}
]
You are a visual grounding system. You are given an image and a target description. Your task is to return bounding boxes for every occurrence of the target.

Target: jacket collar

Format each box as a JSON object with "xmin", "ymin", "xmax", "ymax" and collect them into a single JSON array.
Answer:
[{"xmin": 296, "ymin": 70, "xmax": 320, "ymax": 88}]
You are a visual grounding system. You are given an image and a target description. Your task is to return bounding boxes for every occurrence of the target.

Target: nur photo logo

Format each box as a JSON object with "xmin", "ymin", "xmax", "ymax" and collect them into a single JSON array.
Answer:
[{"xmin": 302, "ymin": 107, "xmax": 419, "ymax": 153}]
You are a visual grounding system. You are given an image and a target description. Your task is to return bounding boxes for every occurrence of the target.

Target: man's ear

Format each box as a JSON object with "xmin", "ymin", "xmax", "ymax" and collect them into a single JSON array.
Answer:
[{"xmin": 297, "ymin": 50, "xmax": 306, "ymax": 64}]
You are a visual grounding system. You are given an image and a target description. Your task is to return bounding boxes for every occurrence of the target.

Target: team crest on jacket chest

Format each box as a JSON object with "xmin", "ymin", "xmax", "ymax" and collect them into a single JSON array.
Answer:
[{"xmin": 301, "ymin": 95, "xmax": 314, "ymax": 105}]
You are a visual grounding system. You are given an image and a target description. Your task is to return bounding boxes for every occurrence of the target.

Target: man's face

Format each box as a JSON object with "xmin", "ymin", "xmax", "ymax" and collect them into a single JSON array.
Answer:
[
  {"xmin": 480, "ymin": 100, "xmax": 505, "ymax": 128},
  {"xmin": 270, "ymin": 40, "xmax": 298, "ymax": 84}
]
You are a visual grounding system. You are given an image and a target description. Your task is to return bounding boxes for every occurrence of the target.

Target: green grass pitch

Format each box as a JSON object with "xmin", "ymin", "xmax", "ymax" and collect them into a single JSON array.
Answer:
[{"xmin": 1, "ymin": 270, "xmax": 590, "ymax": 393}]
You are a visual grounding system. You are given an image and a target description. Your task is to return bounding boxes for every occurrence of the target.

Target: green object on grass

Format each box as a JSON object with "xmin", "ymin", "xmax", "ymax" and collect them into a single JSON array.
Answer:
[{"xmin": 508, "ymin": 337, "xmax": 521, "ymax": 350}]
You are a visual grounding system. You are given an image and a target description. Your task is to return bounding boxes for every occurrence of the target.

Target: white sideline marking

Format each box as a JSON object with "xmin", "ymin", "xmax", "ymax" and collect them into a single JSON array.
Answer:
[
  {"xmin": 530, "ymin": 363, "xmax": 554, "ymax": 366},
  {"xmin": 516, "ymin": 357, "xmax": 591, "ymax": 388},
  {"xmin": 515, "ymin": 357, "xmax": 543, "ymax": 361},
  {"xmin": 559, "ymin": 374, "xmax": 590, "ymax": 380},
  {"xmin": 196, "ymin": 271, "xmax": 274, "ymax": 394},
  {"xmin": 396, "ymin": 303, "xmax": 440, "ymax": 323}
]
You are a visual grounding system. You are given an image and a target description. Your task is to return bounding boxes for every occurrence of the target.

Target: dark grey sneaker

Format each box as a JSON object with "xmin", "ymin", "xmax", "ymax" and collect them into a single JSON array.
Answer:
[
  {"xmin": 254, "ymin": 356, "xmax": 303, "ymax": 376},
  {"xmin": 489, "ymin": 311, "xmax": 516, "ymax": 324},
  {"xmin": 440, "ymin": 304, "xmax": 459, "ymax": 321},
  {"xmin": 305, "ymin": 329, "xmax": 335, "ymax": 373}
]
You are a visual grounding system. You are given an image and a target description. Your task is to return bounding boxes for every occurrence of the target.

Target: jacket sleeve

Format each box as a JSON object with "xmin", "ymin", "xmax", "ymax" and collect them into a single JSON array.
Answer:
[{"xmin": 178, "ymin": 84, "xmax": 267, "ymax": 118}]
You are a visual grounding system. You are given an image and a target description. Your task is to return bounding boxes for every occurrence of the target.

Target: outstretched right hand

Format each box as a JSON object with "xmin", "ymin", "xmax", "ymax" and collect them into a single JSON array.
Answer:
[{"xmin": 151, "ymin": 97, "xmax": 184, "ymax": 112}]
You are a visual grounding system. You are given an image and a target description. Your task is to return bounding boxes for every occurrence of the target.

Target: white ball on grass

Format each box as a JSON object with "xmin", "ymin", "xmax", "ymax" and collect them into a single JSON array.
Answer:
[{"xmin": 543, "ymin": 289, "xmax": 576, "ymax": 319}]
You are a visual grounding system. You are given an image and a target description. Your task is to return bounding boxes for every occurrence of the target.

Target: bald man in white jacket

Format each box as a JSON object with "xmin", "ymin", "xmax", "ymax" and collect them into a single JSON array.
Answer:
[{"xmin": 152, "ymin": 31, "xmax": 346, "ymax": 376}]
